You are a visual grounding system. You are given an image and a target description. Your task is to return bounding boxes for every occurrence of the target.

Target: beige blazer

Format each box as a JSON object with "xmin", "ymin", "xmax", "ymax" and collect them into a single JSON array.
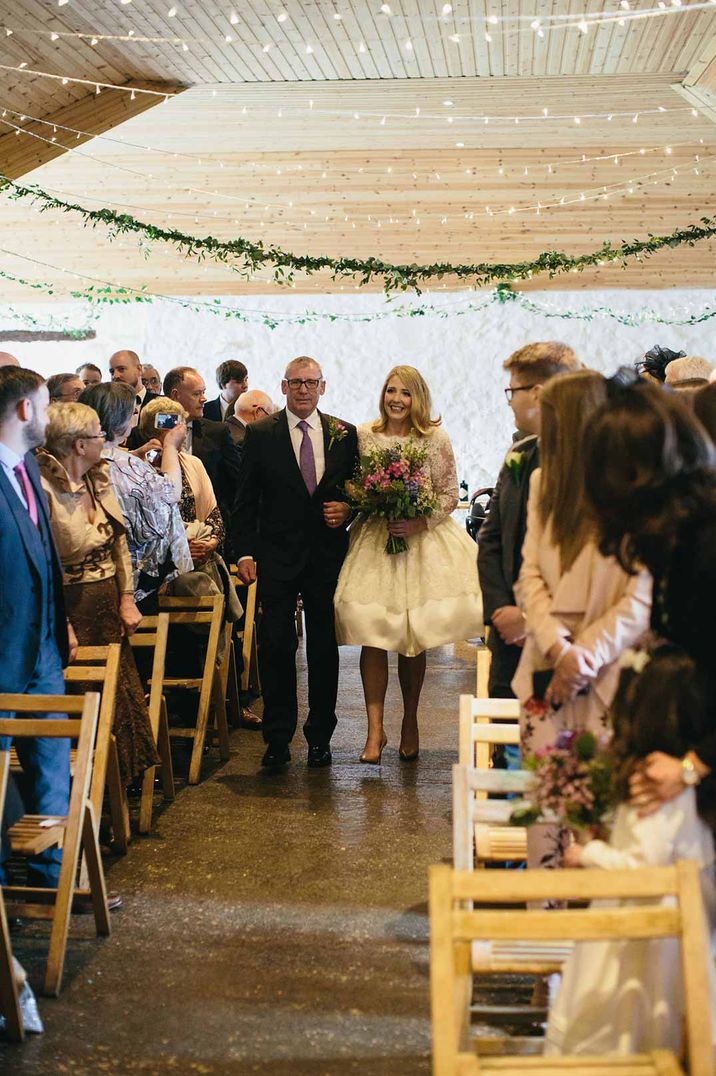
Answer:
[{"xmin": 512, "ymin": 469, "xmax": 652, "ymax": 713}]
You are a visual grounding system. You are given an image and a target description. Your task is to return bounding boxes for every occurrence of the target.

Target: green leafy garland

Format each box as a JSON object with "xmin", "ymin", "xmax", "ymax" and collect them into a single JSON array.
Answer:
[{"xmin": 2, "ymin": 174, "xmax": 715, "ymax": 293}]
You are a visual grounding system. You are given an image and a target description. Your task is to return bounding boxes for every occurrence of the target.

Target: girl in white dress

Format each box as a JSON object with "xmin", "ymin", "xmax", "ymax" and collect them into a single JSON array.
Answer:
[
  {"xmin": 546, "ymin": 646, "xmax": 716, "ymax": 1058},
  {"xmin": 334, "ymin": 365, "xmax": 483, "ymax": 764}
]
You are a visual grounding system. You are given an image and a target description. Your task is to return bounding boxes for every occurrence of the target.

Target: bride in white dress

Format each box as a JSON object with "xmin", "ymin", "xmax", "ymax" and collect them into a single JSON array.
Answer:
[{"xmin": 334, "ymin": 365, "xmax": 483, "ymax": 764}]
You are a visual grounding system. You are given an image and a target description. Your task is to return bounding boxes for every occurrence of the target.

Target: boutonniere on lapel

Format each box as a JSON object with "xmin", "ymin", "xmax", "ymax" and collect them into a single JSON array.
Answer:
[
  {"xmin": 504, "ymin": 449, "xmax": 525, "ymax": 485},
  {"xmin": 326, "ymin": 416, "xmax": 348, "ymax": 451}
]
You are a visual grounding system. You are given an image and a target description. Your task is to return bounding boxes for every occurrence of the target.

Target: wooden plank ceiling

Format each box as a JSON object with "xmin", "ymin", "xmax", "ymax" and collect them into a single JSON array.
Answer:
[{"xmin": 0, "ymin": 0, "xmax": 713, "ymax": 296}]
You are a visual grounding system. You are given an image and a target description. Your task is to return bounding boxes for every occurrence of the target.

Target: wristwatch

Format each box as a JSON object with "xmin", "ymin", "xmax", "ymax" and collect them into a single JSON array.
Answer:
[{"xmin": 681, "ymin": 756, "xmax": 701, "ymax": 787}]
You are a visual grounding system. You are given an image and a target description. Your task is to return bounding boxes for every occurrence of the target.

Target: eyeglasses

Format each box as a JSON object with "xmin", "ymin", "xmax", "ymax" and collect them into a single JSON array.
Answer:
[
  {"xmin": 504, "ymin": 384, "xmax": 537, "ymax": 401},
  {"xmin": 285, "ymin": 378, "xmax": 322, "ymax": 390},
  {"xmin": 254, "ymin": 406, "xmax": 270, "ymax": 417},
  {"xmin": 81, "ymin": 432, "xmax": 106, "ymax": 440}
]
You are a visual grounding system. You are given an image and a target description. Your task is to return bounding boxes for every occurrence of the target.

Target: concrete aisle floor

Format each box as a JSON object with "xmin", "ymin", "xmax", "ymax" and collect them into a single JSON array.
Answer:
[{"xmin": 0, "ymin": 640, "xmax": 477, "ymax": 1075}]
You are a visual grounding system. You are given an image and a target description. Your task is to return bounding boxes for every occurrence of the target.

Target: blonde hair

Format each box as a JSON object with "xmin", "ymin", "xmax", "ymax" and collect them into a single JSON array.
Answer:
[
  {"xmin": 44, "ymin": 402, "xmax": 99, "ymax": 459},
  {"xmin": 139, "ymin": 395, "xmax": 188, "ymax": 438},
  {"xmin": 538, "ymin": 370, "xmax": 608, "ymax": 572},
  {"xmin": 372, "ymin": 365, "xmax": 441, "ymax": 436}
]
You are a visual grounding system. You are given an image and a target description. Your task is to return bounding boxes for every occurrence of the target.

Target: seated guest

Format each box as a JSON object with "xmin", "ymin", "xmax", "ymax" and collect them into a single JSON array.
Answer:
[
  {"xmin": 46, "ymin": 372, "xmax": 84, "ymax": 403},
  {"xmin": 204, "ymin": 359, "xmax": 248, "ymax": 421},
  {"xmin": 80, "ymin": 382, "xmax": 192, "ymax": 611},
  {"xmin": 76, "ymin": 363, "xmax": 102, "ymax": 388},
  {"xmin": 141, "ymin": 364, "xmax": 162, "ymax": 395},
  {"xmin": 37, "ymin": 402, "xmax": 159, "ymax": 787},
  {"xmin": 162, "ymin": 367, "xmax": 241, "ymax": 538},
  {"xmin": 664, "ymin": 355, "xmax": 713, "ymax": 390},
  {"xmin": 227, "ymin": 389, "xmax": 275, "ymax": 446}
]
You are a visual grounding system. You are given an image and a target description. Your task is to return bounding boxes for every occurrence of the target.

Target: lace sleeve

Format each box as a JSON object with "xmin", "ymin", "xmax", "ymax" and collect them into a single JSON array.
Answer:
[{"xmin": 425, "ymin": 429, "xmax": 459, "ymax": 530}]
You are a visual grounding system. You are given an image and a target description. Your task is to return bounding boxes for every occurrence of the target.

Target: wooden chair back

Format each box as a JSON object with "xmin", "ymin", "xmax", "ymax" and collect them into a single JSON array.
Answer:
[
  {"xmin": 429, "ymin": 862, "xmax": 714, "ymax": 1076},
  {"xmin": 129, "ymin": 614, "xmax": 174, "ymax": 831},
  {"xmin": 0, "ymin": 752, "xmax": 23, "ymax": 1040},
  {"xmin": 452, "ymin": 764, "xmax": 531, "ymax": 873},
  {"xmin": 475, "ymin": 638, "xmax": 491, "ymax": 698},
  {"xmin": 158, "ymin": 594, "xmax": 229, "ymax": 784},
  {"xmin": 458, "ymin": 694, "xmax": 520, "ymax": 768},
  {"xmin": 0, "ymin": 692, "xmax": 110, "ymax": 996}
]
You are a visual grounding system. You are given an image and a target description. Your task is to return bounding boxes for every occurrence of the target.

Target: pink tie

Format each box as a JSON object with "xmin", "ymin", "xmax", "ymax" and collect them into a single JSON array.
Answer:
[{"xmin": 13, "ymin": 460, "xmax": 39, "ymax": 526}]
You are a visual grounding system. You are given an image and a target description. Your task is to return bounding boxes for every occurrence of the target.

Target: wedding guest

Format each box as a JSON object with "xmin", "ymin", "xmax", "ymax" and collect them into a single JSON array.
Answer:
[
  {"xmin": 38, "ymin": 402, "xmax": 159, "ymax": 787},
  {"xmin": 140, "ymin": 364, "xmax": 162, "ymax": 395},
  {"xmin": 227, "ymin": 389, "xmax": 276, "ymax": 446},
  {"xmin": 76, "ymin": 363, "xmax": 102, "ymax": 388},
  {"xmin": 664, "ymin": 355, "xmax": 713, "ymax": 389},
  {"xmin": 204, "ymin": 360, "xmax": 248, "ymax": 421},
  {"xmin": 234, "ymin": 356, "xmax": 358, "ymax": 770},
  {"xmin": 545, "ymin": 646, "xmax": 716, "ymax": 1057},
  {"xmin": 334, "ymin": 365, "xmax": 484, "ymax": 764},
  {"xmin": 585, "ymin": 382, "xmax": 716, "ymax": 815},
  {"xmin": 0, "ymin": 367, "xmax": 74, "ymax": 889},
  {"xmin": 513, "ymin": 370, "xmax": 652, "ymax": 868},
  {"xmin": 694, "ymin": 382, "xmax": 716, "ymax": 444},
  {"xmin": 635, "ymin": 345, "xmax": 684, "ymax": 384},
  {"xmin": 80, "ymin": 382, "xmax": 192, "ymax": 610},
  {"xmin": 478, "ymin": 342, "xmax": 580, "ymax": 701},
  {"xmin": 110, "ymin": 349, "xmax": 159, "ymax": 448},
  {"xmin": 0, "ymin": 351, "xmax": 20, "ymax": 368},
  {"xmin": 47, "ymin": 372, "xmax": 84, "ymax": 403}
]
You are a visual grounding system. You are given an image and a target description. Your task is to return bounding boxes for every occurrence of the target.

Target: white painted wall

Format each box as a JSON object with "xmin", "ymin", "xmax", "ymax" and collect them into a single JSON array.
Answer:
[{"xmin": 5, "ymin": 288, "xmax": 714, "ymax": 490}]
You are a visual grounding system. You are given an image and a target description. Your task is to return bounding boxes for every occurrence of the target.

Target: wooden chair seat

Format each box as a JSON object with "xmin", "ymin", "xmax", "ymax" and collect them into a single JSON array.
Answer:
[
  {"xmin": 470, "ymin": 940, "xmax": 573, "ymax": 975},
  {"xmin": 8, "ymin": 816, "xmax": 66, "ymax": 855},
  {"xmin": 470, "ymin": 1053, "xmax": 683, "ymax": 1074}
]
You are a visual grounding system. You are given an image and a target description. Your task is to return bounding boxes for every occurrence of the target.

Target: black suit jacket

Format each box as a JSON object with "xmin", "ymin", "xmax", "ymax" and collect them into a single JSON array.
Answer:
[
  {"xmin": 190, "ymin": 417, "xmax": 242, "ymax": 530},
  {"xmin": 126, "ymin": 389, "xmax": 160, "ymax": 450},
  {"xmin": 477, "ymin": 435, "xmax": 540, "ymax": 622},
  {"xmin": 0, "ymin": 450, "xmax": 69, "ymax": 690},
  {"xmin": 203, "ymin": 397, "xmax": 224, "ymax": 423},
  {"xmin": 231, "ymin": 409, "xmax": 359, "ymax": 582}
]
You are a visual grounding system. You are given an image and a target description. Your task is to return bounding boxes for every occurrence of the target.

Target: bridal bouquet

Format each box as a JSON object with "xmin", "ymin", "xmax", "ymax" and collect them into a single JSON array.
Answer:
[
  {"xmin": 345, "ymin": 440, "xmax": 437, "ymax": 554},
  {"xmin": 510, "ymin": 729, "xmax": 616, "ymax": 833}
]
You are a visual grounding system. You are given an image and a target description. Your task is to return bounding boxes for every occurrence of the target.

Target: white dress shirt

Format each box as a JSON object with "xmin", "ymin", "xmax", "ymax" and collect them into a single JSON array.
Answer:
[
  {"xmin": 286, "ymin": 407, "xmax": 325, "ymax": 486},
  {"xmin": 0, "ymin": 439, "xmax": 27, "ymax": 506}
]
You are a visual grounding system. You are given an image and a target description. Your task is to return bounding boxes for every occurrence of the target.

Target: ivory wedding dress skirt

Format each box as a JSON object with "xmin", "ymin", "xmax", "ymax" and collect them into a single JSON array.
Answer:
[{"xmin": 333, "ymin": 424, "xmax": 484, "ymax": 657}]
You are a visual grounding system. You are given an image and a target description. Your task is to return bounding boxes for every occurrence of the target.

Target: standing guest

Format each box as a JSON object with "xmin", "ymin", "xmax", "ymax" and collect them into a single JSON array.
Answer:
[
  {"xmin": 513, "ymin": 371, "xmax": 652, "ymax": 868},
  {"xmin": 227, "ymin": 389, "xmax": 276, "ymax": 446},
  {"xmin": 478, "ymin": 342, "xmax": 580, "ymax": 701},
  {"xmin": 140, "ymin": 365, "xmax": 162, "ymax": 395},
  {"xmin": 163, "ymin": 366, "xmax": 241, "ymax": 538},
  {"xmin": 38, "ymin": 402, "xmax": 159, "ymax": 788},
  {"xmin": 0, "ymin": 367, "xmax": 75, "ymax": 889},
  {"xmin": 0, "ymin": 351, "xmax": 20, "ymax": 368},
  {"xmin": 47, "ymin": 372, "xmax": 84, "ymax": 403},
  {"xmin": 334, "ymin": 365, "xmax": 484, "ymax": 764},
  {"xmin": 204, "ymin": 360, "xmax": 248, "ymax": 422},
  {"xmin": 80, "ymin": 382, "xmax": 192, "ymax": 611},
  {"xmin": 635, "ymin": 345, "xmax": 684, "ymax": 384},
  {"xmin": 584, "ymin": 383, "xmax": 716, "ymax": 817},
  {"xmin": 109, "ymin": 349, "xmax": 159, "ymax": 449},
  {"xmin": 76, "ymin": 363, "xmax": 102, "ymax": 388},
  {"xmin": 664, "ymin": 355, "xmax": 713, "ymax": 390},
  {"xmin": 233, "ymin": 356, "xmax": 359, "ymax": 770},
  {"xmin": 694, "ymin": 382, "xmax": 716, "ymax": 443}
]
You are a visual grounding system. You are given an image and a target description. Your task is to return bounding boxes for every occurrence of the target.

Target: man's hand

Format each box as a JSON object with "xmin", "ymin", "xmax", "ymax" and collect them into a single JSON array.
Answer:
[
  {"xmin": 629, "ymin": 751, "xmax": 710, "ymax": 815},
  {"xmin": 237, "ymin": 558, "xmax": 257, "ymax": 585},
  {"xmin": 188, "ymin": 538, "xmax": 216, "ymax": 566},
  {"xmin": 492, "ymin": 605, "xmax": 527, "ymax": 645},
  {"xmin": 323, "ymin": 501, "xmax": 350, "ymax": 529},
  {"xmin": 67, "ymin": 621, "xmax": 78, "ymax": 663},
  {"xmin": 546, "ymin": 645, "xmax": 597, "ymax": 706},
  {"xmin": 118, "ymin": 595, "xmax": 142, "ymax": 637},
  {"xmin": 387, "ymin": 518, "xmax": 428, "ymax": 539},
  {"xmin": 131, "ymin": 438, "xmax": 161, "ymax": 462}
]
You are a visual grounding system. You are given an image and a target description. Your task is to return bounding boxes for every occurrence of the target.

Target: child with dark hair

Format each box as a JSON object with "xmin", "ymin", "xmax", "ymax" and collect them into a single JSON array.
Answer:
[{"xmin": 546, "ymin": 647, "xmax": 716, "ymax": 1057}]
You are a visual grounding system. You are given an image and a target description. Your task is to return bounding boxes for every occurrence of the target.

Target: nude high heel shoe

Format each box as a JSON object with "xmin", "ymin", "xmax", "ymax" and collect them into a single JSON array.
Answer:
[{"xmin": 360, "ymin": 734, "xmax": 388, "ymax": 765}]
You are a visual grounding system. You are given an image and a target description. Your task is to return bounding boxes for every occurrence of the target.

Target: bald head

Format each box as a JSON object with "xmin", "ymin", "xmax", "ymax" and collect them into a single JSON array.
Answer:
[
  {"xmin": 109, "ymin": 349, "xmax": 142, "ymax": 391},
  {"xmin": 236, "ymin": 389, "xmax": 276, "ymax": 424},
  {"xmin": 0, "ymin": 352, "xmax": 20, "ymax": 368}
]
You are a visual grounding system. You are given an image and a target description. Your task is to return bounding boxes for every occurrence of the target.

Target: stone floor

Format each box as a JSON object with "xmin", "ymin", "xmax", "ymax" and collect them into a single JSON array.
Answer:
[{"xmin": 0, "ymin": 640, "xmax": 479, "ymax": 1075}]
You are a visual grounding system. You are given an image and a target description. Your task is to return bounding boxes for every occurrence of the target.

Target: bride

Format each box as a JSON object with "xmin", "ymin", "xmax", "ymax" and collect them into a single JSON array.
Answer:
[{"xmin": 334, "ymin": 365, "xmax": 483, "ymax": 764}]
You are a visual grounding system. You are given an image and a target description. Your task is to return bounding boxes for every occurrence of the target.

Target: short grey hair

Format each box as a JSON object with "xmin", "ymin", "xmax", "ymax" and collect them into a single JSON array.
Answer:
[
  {"xmin": 46, "ymin": 372, "xmax": 81, "ymax": 400},
  {"xmin": 283, "ymin": 355, "xmax": 323, "ymax": 380},
  {"xmin": 44, "ymin": 402, "xmax": 99, "ymax": 459}
]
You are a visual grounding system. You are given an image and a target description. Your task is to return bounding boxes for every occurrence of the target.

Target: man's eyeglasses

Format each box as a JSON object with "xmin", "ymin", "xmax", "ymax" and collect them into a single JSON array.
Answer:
[
  {"xmin": 81, "ymin": 432, "xmax": 107, "ymax": 440},
  {"xmin": 504, "ymin": 384, "xmax": 537, "ymax": 401},
  {"xmin": 284, "ymin": 378, "xmax": 322, "ymax": 390},
  {"xmin": 254, "ymin": 406, "xmax": 270, "ymax": 417}
]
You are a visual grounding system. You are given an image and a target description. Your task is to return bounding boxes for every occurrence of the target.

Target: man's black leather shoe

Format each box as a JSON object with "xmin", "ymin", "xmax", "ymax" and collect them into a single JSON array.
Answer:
[
  {"xmin": 307, "ymin": 746, "xmax": 332, "ymax": 768},
  {"xmin": 261, "ymin": 745, "xmax": 291, "ymax": 770}
]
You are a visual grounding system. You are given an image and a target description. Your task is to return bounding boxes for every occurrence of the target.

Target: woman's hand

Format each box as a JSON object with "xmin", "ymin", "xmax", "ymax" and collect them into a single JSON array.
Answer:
[
  {"xmin": 118, "ymin": 594, "xmax": 142, "ymax": 636},
  {"xmin": 131, "ymin": 438, "xmax": 162, "ymax": 462},
  {"xmin": 387, "ymin": 518, "xmax": 428, "ymax": 539},
  {"xmin": 163, "ymin": 422, "xmax": 187, "ymax": 450},
  {"xmin": 188, "ymin": 537, "xmax": 216, "ymax": 566},
  {"xmin": 546, "ymin": 645, "xmax": 597, "ymax": 706},
  {"xmin": 562, "ymin": 841, "xmax": 584, "ymax": 868}
]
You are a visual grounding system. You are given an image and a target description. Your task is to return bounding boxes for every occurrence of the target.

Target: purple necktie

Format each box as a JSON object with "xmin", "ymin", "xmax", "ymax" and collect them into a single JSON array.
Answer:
[{"xmin": 297, "ymin": 419, "xmax": 317, "ymax": 495}]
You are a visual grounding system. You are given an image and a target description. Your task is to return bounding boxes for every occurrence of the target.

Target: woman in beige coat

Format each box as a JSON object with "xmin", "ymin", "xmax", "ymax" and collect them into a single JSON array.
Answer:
[{"xmin": 512, "ymin": 371, "xmax": 652, "ymax": 869}]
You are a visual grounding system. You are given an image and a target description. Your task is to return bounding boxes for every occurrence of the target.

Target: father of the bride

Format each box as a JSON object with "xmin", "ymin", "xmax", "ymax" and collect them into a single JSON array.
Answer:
[{"xmin": 233, "ymin": 356, "xmax": 358, "ymax": 770}]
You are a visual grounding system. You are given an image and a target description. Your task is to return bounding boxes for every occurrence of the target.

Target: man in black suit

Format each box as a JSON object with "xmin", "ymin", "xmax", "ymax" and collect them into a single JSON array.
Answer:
[
  {"xmin": 203, "ymin": 360, "xmax": 248, "ymax": 423},
  {"xmin": 478, "ymin": 342, "xmax": 580, "ymax": 698},
  {"xmin": 163, "ymin": 366, "xmax": 242, "ymax": 537},
  {"xmin": 110, "ymin": 349, "xmax": 159, "ymax": 449},
  {"xmin": 233, "ymin": 356, "xmax": 359, "ymax": 770},
  {"xmin": 0, "ymin": 366, "xmax": 76, "ymax": 887},
  {"xmin": 226, "ymin": 388, "xmax": 275, "ymax": 447}
]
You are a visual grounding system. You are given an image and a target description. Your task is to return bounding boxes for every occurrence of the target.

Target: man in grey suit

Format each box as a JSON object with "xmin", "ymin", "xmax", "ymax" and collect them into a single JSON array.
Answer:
[{"xmin": 478, "ymin": 342, "xmax": 580, "ymax": 698}]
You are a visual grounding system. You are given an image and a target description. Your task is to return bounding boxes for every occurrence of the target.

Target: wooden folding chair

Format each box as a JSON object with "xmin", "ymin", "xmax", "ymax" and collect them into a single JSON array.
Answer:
[
  {"xmin": 228, "ymin": 570, "xmax": 261, "ymax": 698},
  {"xmin": 454, "ymin": 721, "xmax": 525, "ymax": 865},
  {"xmin": 128, "ymin": 614, "xmax": 175, "ymax": 833},
  {"xmin": 476, "ymin": 636, "xmax": 491, "ymax": 698},
  {"xmin": 0, "ymin": 753, "xmax": 23, "ymax": 1041},
  {"xmin": 458, "ymin": 695, "xmax": 521, "ymax": 768},
  {"xmin": 429, "ymin": 861, "xmax": 714, "ymax": 1076},
  {"xmin": 0, "ymin": 693, "xmax": 111, "ymax": 997},
  {"xmin": 158, "ymin": 595, "xmax": 230, "ymax": 784}
]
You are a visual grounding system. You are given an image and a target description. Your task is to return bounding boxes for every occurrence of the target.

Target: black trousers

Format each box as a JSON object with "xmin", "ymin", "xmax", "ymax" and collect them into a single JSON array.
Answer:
[
  {"xmin": 487, "ymin": 629, "xmax": 522, "ymax": 699},
  {"xmin": 258, "ymin": 563, "xmax": 339, "ymax": 749}
]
